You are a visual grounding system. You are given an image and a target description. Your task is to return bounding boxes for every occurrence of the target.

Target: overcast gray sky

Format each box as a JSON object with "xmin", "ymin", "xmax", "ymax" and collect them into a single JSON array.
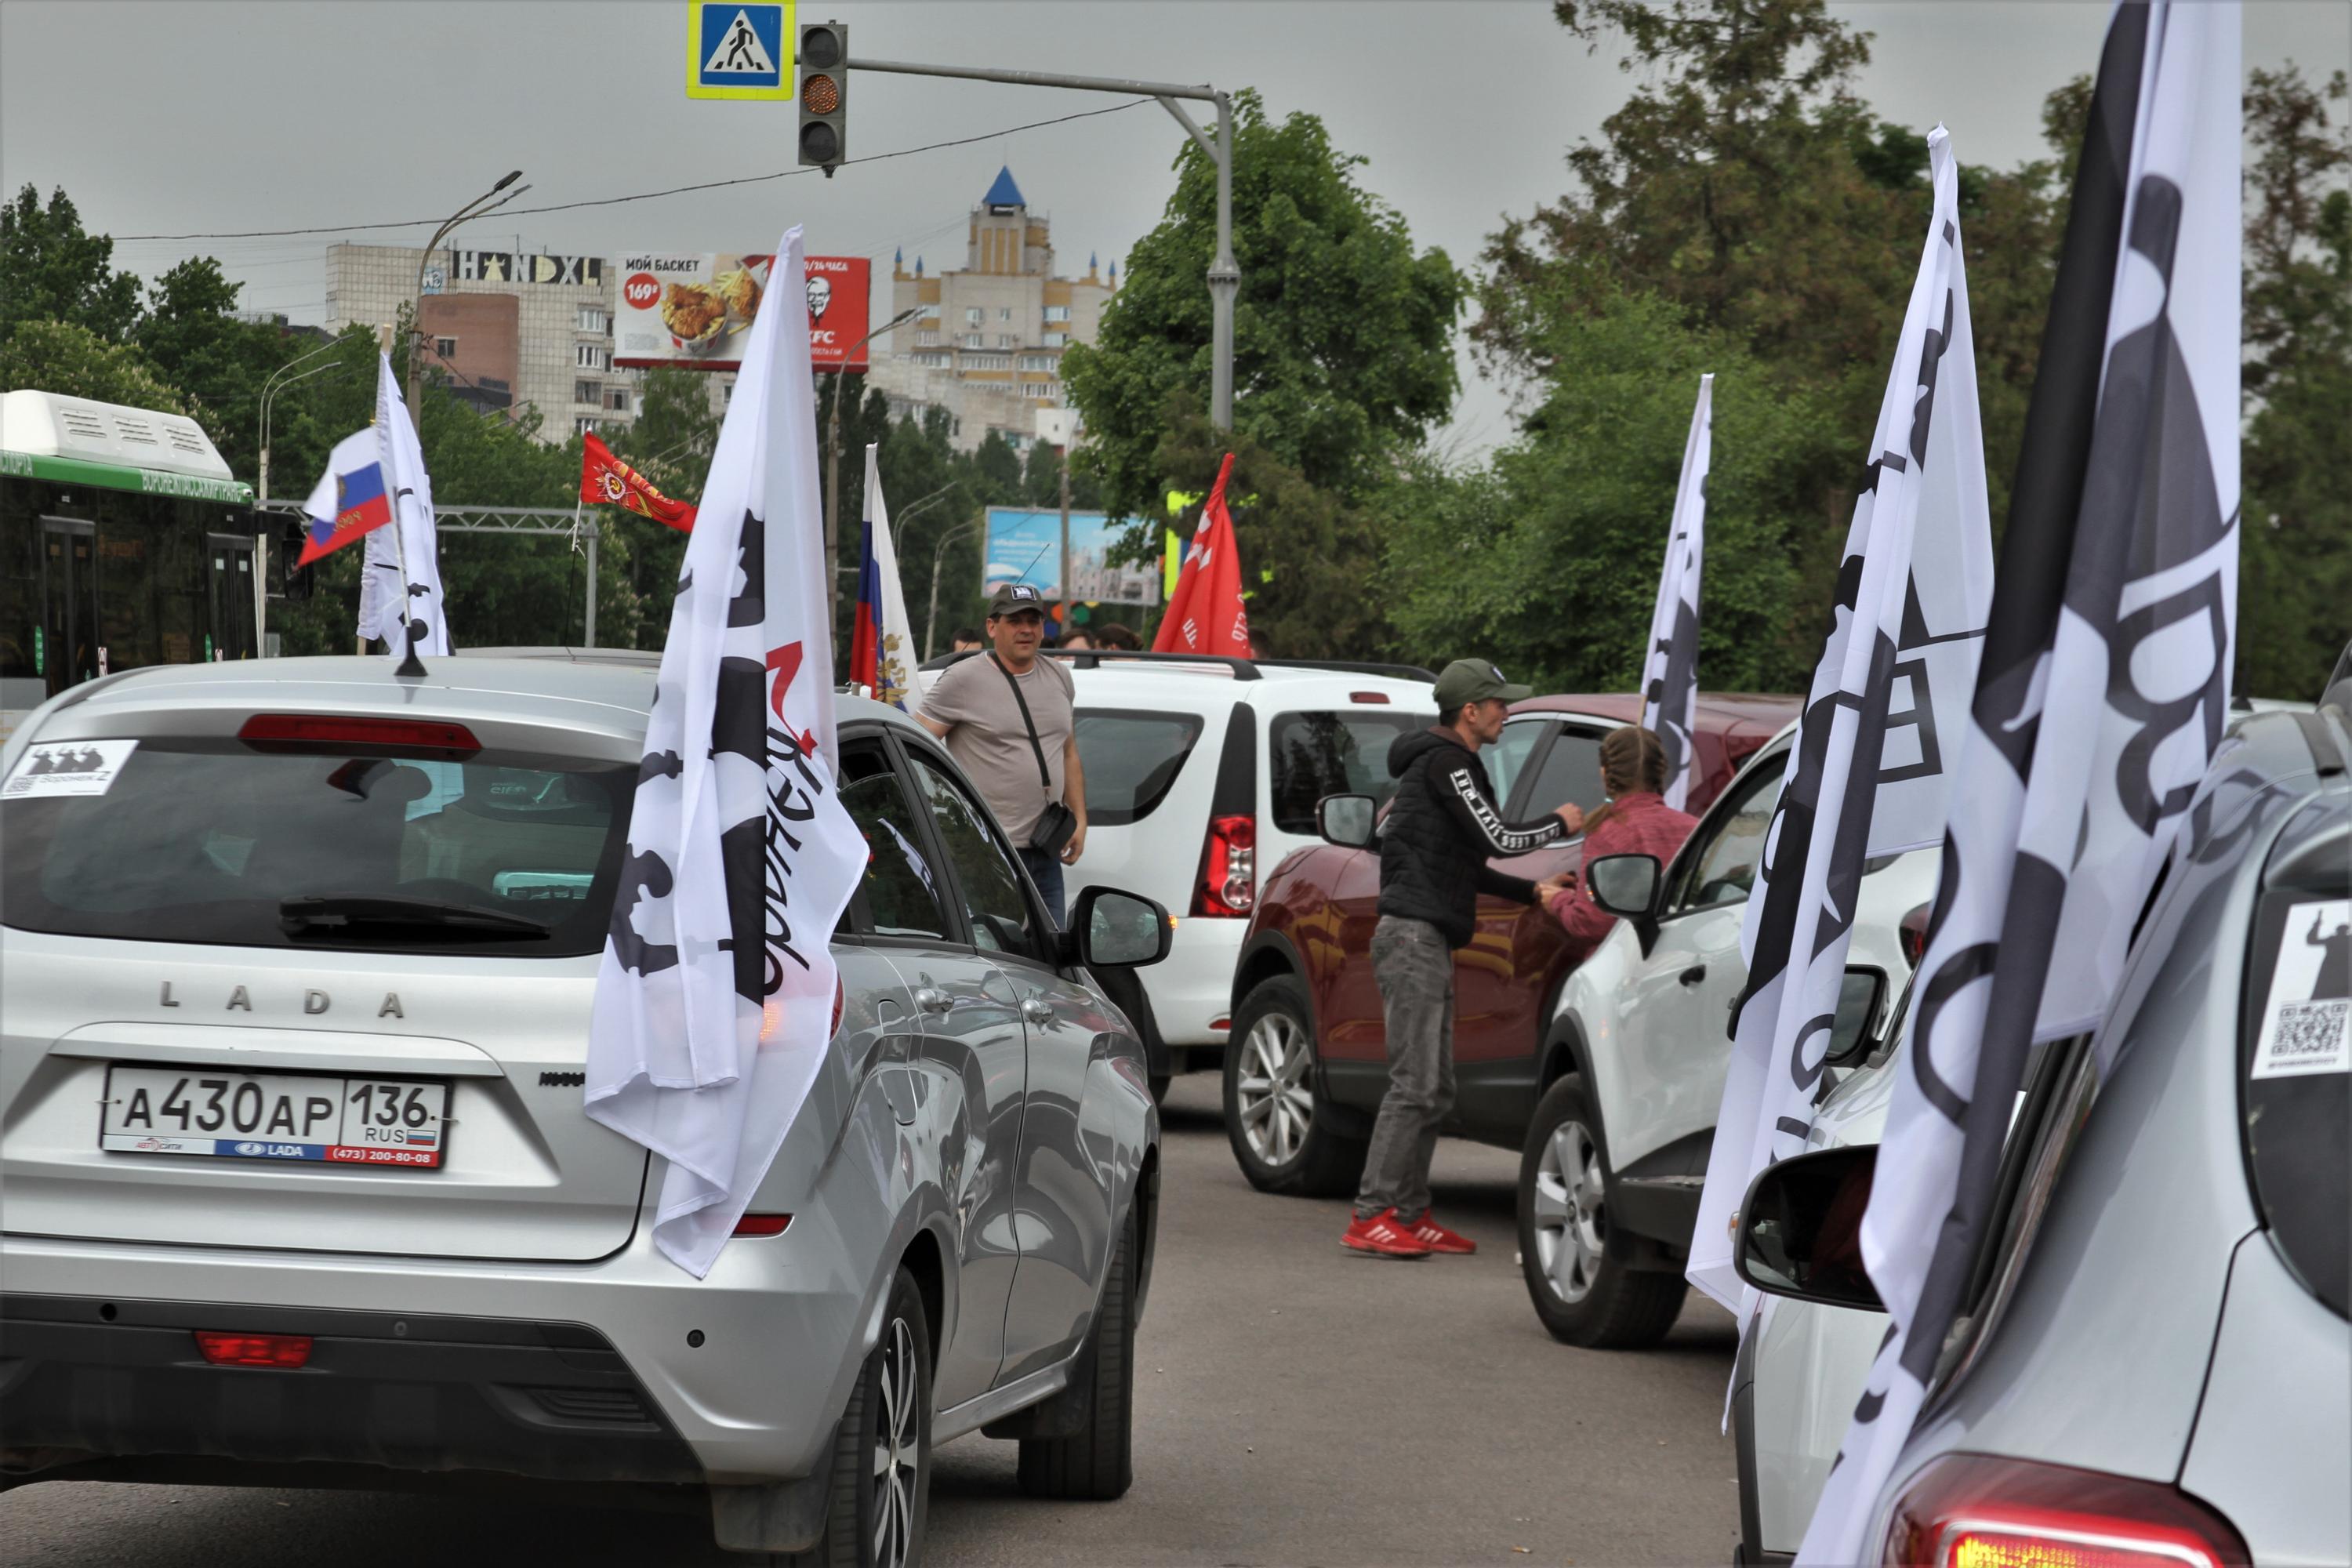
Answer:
[{"xmin": 5, "ymin": 1, "xmax": 2346, "ymax": 456}]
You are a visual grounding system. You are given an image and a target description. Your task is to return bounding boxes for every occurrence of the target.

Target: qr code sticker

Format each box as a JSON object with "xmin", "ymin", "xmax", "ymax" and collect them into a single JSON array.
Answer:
[
  {"xmin": 2274, "ymin": 1000, "xmax": 2348, "ymax": 1064},
  {"xmin": 2254, "ymin": 998, "xmax": 2349, "ymax": 1080}
]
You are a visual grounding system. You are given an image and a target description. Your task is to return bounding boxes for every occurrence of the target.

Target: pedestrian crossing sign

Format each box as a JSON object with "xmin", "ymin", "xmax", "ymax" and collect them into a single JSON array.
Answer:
[{"xmin": 687, "ymin": 1, "xmax": 792, "ymax": 101}]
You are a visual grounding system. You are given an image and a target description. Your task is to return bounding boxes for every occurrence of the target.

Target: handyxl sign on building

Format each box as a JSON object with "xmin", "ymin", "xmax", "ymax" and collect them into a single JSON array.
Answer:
[{"xmin": 687, "ymin": 2, "xmax": 791, "ymax": 101}]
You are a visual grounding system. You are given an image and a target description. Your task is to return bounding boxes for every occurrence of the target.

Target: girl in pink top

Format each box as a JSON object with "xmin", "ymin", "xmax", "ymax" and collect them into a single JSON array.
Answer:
[{"xmin": 1539, "ymin": 726, "xmax": 1699, "ymax": 953}]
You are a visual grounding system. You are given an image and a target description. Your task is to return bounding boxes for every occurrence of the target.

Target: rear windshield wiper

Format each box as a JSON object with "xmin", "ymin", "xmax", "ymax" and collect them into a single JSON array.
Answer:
[{"xmin": 279, "ymin": 895, "xmax": 551, "ymax": 940}]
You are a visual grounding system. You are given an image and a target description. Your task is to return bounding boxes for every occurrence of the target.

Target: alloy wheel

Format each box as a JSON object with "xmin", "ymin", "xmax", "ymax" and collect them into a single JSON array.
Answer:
[
  {"xmin": 1236, "ymin": 1011, "xmax": 1314, "ymax": 1166},
  {"xmin": 870, "ymin": 1315, "xmax": 920, "ymax": 1568},
  {"xmin": 1530, "ymin": 1120, "xmax": 1606, "ymax": 1305}
]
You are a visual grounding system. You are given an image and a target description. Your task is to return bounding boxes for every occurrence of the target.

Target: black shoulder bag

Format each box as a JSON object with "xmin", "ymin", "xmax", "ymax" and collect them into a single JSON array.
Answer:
[{"xmin": 989, "ymin": 654, "xmax": 1080, "ymax": 856}]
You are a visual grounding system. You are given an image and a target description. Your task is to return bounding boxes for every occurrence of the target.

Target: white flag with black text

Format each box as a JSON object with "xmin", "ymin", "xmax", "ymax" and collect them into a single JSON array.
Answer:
[
  {"xmin": 362, "ymin": 354, "xmax": 452, "ymax": 657},
  {"xmin": 1686, "ymin": 127, "xmax": 1994, "ymax": 1316},
  {"xmin": 1798, "ymin": 6, "xmax": 2241, "ymax": 1559},
  {"xmin": 583, "ymin": 225, "xmax": 863, "ymax": 1279},
  {"xmin": 1641, "ymin": 374, "xmax": 1710, "ymax": 811}
]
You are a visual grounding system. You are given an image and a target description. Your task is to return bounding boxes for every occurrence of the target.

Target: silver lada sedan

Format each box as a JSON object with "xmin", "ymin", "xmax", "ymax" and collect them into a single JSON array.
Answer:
[
  {"xmin": 1734, "ymin": 681, "xmax": 2350, "ymax": 1566},
  {"xmin": 0, "ymin": 650, "xmax": 1168, "ymax": 1566}
]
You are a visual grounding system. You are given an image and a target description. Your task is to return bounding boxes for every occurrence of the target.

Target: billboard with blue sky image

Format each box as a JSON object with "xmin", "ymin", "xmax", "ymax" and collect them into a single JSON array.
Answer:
[{"xmin": 983, "ymin": 508, "xmax": 1161, "ymax": 607}]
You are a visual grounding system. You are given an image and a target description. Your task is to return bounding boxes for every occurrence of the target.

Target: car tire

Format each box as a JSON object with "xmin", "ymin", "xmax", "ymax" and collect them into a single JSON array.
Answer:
[
  {"xmin": 774, "ymin": 1267, "xmax": 932, "ymax": 1567},
  {"xmin": 1223, "ymin": 975, "xmax": 1367, "ymax": 1198},
  {"xmin": 1017, "ymin": 1208, "xmax": 1137, "ymax": 1501},
  {"xmin": 1516, "ymin": 1074, "xmax": 1688, "ymax": 1349}
]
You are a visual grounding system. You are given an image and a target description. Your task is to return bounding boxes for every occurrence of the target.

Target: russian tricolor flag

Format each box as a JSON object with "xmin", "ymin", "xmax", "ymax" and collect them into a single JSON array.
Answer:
[{"xmin": 297, "ymin": 430, "xmax": 394, "ymax": 567}]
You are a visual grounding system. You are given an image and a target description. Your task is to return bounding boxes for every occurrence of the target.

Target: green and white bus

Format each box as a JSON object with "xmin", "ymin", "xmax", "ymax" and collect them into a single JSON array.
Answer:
[{"xmin": 2, "ymin": 390, "xmax": 264, "ymax": 739}]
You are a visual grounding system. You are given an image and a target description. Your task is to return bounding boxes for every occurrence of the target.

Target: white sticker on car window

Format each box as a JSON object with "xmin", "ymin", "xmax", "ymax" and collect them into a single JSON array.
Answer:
[
  {"xmin": 3, "ymin": 739, "xmax": 140, "ymax": 800},
  {"xmin": 2251, "ymin": 897, "xmax": 2350, "ymax": 1080}
]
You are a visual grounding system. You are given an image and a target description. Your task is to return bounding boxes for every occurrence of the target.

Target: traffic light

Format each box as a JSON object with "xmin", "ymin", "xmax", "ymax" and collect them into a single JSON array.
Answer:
[{"xmin": 797, "ymin": 20, "xmax": 848, "ymax": 175}]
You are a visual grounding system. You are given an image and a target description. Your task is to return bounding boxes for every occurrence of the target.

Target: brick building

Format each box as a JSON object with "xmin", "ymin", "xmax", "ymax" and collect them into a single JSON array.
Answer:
[{"xmin": 324, "ymin": 244, "xmax": 637, "ymax": 441}]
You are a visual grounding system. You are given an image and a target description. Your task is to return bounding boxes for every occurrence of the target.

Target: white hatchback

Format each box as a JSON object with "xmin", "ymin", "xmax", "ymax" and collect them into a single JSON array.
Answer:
[{"xmin": 1007, "ymin": 652, "xmax": 1437, "ymax": 1095}]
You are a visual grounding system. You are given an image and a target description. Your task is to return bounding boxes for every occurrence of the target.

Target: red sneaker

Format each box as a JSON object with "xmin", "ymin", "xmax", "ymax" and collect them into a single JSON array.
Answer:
[
  {"xmin": 1403, "ymin": 1214, "xmax": 1476, "ymax": 1255},
  {"xmin": 1341, "ymin": 1208, "xmax": 1432, "ymax": 1259}
]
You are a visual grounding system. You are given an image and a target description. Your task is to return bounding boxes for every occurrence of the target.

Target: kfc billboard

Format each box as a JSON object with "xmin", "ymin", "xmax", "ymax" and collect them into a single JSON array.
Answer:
[{"xmin": 612, "ymin": 252, "xmax": 873, "ymax": 371}]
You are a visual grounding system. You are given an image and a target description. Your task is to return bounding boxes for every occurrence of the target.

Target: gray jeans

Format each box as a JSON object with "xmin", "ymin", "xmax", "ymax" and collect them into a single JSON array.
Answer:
[{"xmin": 1354, "ymin": 915, "xmax": 1457, "ymax": 1222}]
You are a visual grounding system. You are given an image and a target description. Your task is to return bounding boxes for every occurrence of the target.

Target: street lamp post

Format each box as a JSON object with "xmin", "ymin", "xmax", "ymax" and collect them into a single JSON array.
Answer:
[
  {"xmin": 256, "ymin": 339, "xmax": 347, "ymax": 506},
  {"xmin": 405, "ymin": 171, "xmax": 527, "ymax": 435},
  {"xmin": 823, "ymin": 304, "xmax": 924, "ymax": 638},
  {"xmin": 924, "ymin": 514, "xmax": 983, "ymax": 662}
]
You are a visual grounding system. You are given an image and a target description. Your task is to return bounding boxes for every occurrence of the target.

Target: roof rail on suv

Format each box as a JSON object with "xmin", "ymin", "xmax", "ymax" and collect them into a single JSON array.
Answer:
[{"xmin": 916, "ymin": 650, "xmax": 1436, "ymax": 684}]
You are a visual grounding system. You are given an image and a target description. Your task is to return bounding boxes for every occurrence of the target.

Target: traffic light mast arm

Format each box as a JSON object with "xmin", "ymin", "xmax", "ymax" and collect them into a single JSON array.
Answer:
[
  {"xmin": 840, "ymin": 54, "xmax": 1238, "ymax": 436},
  {"xmin": 843, "ymin": 57, "xmax": 1214, "ymax": 103}
]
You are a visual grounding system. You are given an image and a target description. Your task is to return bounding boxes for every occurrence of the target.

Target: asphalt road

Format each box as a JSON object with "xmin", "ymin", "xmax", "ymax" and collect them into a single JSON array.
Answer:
[{"xmin": 0, "ymin": 1075, "xmax": 1743, "ymax": 1566}]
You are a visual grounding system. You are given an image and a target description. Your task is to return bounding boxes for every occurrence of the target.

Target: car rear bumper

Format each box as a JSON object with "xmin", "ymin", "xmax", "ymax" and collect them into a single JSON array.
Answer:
[
  {"xmin": 0, "ymin": 1216, "xmax": 877, "ymax": 1488},
  {"xmin": 1140, "ymin": 914, "xmax": 1247, "ymax": 1048},
  {"xmin": 0, "ymin": 1293, "xmax": 702, "ymax": 1490}
]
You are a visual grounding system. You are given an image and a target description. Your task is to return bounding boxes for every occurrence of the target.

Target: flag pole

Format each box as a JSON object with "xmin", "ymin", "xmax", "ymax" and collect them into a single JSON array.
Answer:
[
  {"xmin": 376, "ymin": 326, "xmax": 427, "ymax": 677},
  {"xmin": 387, "ymin": 487, "xmax": 426, "ymax": 678}
]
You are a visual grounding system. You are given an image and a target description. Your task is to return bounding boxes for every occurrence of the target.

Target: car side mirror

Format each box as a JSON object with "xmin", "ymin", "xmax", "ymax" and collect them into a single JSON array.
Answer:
[
  {"xmin": 1069, "ymin": 886, "xmax": 1172, "ymax": 968},
  {"xmin": 1735, "ymin": 1145, "xmax": 1885, "ymax": 1312},
  {"xmin": 1586, "ymin": 853, "xmax": 1663, "ymax": 919},
  {"xmin": 1826, "ymin": 966, "xmax": 1887, "ymax": 1068},
  {"xmin": 1317, "ymin": 793, "xmax": 1377, "ymax": 850}
]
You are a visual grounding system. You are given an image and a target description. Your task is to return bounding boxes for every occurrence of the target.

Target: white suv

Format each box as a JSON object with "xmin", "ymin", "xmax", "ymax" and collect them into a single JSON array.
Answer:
[
  {"xmin": 929, "ymin": 652, "xmax": 1437, "ymax": 1096},
  {"xmin": 1518, "ymin": 727, "xmax": 1940, "ymax": 1348}
]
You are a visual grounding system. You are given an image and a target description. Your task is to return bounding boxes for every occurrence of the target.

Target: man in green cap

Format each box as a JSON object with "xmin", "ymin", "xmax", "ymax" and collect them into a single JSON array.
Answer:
[{"xmin": 1344, "ymin": 659, "xmax": 1584, "ymax": 1259}]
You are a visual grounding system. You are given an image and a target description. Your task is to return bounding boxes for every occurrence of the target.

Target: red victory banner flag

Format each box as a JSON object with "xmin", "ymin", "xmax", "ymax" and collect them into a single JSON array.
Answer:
[
  {"xmin": 580, "ymin": 432, "xmax": 696, "ymax": 532},
  {"xmin": 1152, "ymin": 452, "xmax": 1250, "ymax": 659}
]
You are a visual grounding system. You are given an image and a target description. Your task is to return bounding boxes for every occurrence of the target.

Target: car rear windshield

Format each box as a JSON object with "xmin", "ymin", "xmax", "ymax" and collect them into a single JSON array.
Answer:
[
  {"xmin": 2241, "ymin": 881, "xmax": 2349, "ymax": 1319},
  {"xmin": 1, "ymin": 738, "xmax": 632, "ymax": 957},
  {"xmin": 1268, "ymin": 710, "xmax": 1423, "ymax": 836},
  {"xmin": 1074, "ymin": 709, "xmax": 1205, "ymax": 826}
]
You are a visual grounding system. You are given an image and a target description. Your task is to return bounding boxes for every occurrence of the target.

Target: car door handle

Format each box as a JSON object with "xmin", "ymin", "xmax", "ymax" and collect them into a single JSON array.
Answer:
[
  {"xmin": 915, "ymin": 987, "xmax": 953, "ymax": 1016},
  {"xmin": 1020, "ymin": 998, "xmax": 1054, "ymax": 1026},
  {"xmin": 1678, "ymin": 965, "xmax": 1707, "ymax": 988}
]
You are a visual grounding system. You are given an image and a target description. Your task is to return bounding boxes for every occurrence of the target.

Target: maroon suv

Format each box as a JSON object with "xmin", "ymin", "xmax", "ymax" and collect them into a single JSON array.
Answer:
[{"xmin": 1222, "ymin": 691, "xmax": 1796, "ymax": 1194}]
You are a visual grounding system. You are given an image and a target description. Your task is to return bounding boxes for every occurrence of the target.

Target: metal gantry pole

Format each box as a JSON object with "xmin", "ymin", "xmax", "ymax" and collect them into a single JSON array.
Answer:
[
  {"xmin": 846, "ymin": 56, "xmax": 1237, "ymax": 435},
  {"xmin": 582, "ymin": 524, "xmax": 599, "ymax": 648}
]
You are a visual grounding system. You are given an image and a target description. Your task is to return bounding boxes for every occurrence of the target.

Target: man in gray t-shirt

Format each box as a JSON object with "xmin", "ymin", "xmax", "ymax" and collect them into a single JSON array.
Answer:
[{"xmin": 916, "ymin": 583, "xmax": 1088, "ymax": 919}]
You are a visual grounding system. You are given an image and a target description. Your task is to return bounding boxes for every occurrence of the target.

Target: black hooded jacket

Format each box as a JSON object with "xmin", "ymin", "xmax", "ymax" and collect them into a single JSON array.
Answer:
[{"xmin": 1377, "ymin": 726, "xmax": 1567, "ymax": 948}]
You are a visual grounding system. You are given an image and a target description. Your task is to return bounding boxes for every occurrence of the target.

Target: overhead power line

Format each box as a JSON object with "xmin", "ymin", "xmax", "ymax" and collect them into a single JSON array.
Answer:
[{"xmin": 114, "ymin": 99, "xmax": 1155, "ymax": 243}]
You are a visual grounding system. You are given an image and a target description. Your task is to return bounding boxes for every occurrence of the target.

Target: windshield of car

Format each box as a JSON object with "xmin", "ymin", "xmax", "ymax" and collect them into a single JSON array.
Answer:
[
  {"xmin": 1267, "ymin": 710, "xmax": 1425, "ymax": 836},
  {"xmin": 1074, "ymin": 708, "xmax": 1205, "ymax": 826},
  {"xmin": 2241, "ymin": 877, "xmax": 2350, "ymax": 1319},
  {"xmin": 1, "ymin": 738, "xmax": 631, "ymax": 956}
]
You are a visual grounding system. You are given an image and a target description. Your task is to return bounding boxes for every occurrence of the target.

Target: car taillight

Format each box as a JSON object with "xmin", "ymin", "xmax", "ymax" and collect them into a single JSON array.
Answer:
[
  {"xmin": 1349, "ymin": 691, "xmax": 1391, "ymax": 704},
  {"xmin": 1899, "ymin": 901, "xmax": 1933, "ymax": 970},
  {"xmin": 238, "ymin": 713, "xmax": 481, "ymax": 757},
  {"xmin": 1882, "ymin": 1455, "xmax": 2248, "ymax": 1568},
  {"xmin": 1194, "ymin": 813, "xmax": 1256, "ymax": 916},
  {"xmin": 194, "ymin": 1330, "xmax": 314, "ymax": 1369}
]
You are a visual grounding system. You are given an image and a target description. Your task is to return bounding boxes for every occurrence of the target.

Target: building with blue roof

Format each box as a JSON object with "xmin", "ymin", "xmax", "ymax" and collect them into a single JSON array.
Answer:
[{"xmin": 871, "ymin": 167, "xmax": 1119, "ymax": 453}]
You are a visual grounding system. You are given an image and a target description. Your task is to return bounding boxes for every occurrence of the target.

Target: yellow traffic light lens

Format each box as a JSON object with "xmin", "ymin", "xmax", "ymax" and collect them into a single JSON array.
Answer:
[{"xmin": 802, "ymin": 73, "xmax": 840, "ymax": 114}]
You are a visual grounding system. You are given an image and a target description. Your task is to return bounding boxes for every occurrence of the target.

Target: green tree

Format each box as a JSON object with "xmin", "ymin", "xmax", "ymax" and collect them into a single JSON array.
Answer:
[
  {"xmin": 605, "ymin": 365, "xmax": 720, "ymax": 644},
  {"xmin": 132, "ymin": 257, "xmax": 325, "ymax": 478},
  {"xmin": 1384, "ymin": 288, "xmax": 1832, "ymax": 692},
  {"xmin": 1483, "ymin": 1, "xmax": 2073, "ymax": 530},
  {"xmin": 0, "ymin": 184, "xmax": 143, "ymax": 344},
  {"xmin": 0, "ymin": 318, "xmax": 199, "ymax": 422},
  {"xmin": 2238, "ymin": 67, "xmax": 2352, "ymax": 699},
  {"xmin": 1062, "ymin": 91, "xmax": 1468, "ymax": 521}
]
